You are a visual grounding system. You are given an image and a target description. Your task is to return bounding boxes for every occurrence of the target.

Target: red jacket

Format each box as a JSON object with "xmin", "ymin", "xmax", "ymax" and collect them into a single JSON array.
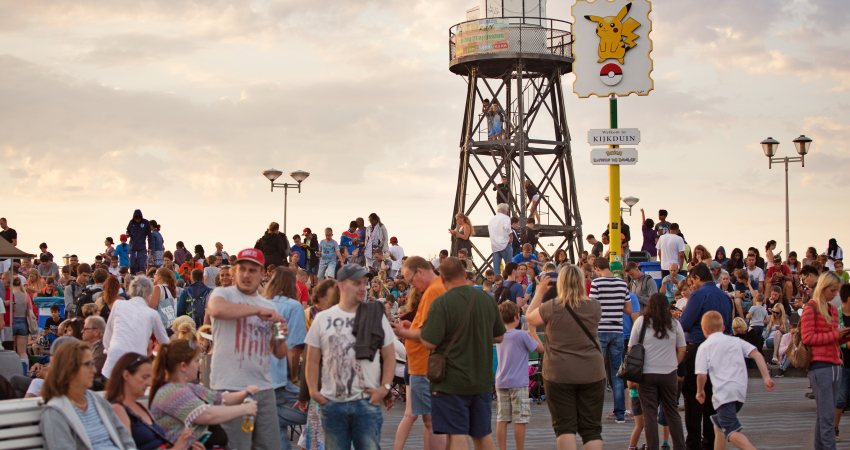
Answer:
[{"xmin": 801, "ymin": 302, "xmax": 847, "ymax": 365}]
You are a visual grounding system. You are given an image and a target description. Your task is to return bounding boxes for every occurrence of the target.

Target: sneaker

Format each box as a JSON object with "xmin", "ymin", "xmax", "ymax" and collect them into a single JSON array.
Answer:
[
  {"xmin": 624, "ymin": 409, "xmax": 634, "ymax": 418},
  {"xmin": 775, "ymin": 370, "xmax": 785, "ymax": 378},
  {"xmin": 615, "ymin": 418, "xmax": 626, "ymax": 424},
  {"xmin": 806, "ymin": 392, "xmax": 816, "ymax": 400},
  {"xmin": 661, "ymin": 444, "xmax": 671, "ymax": 450},
  {"xmin": 836, "ymin": 428, "xmax": 841, "ymax": 442}
]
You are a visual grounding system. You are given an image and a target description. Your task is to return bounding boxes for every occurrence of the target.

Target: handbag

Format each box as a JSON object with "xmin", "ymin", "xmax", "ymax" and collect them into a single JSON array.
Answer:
[
  {"xmin": 617, "ymin": 317, "xmax": 649, "ymax": 382},
  {"xmin": 427, "ymin": 292, "xmax": 476, "ymax": 383}
]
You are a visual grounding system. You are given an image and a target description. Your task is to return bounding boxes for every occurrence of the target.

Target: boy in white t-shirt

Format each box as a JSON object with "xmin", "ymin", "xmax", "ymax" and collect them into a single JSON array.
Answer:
[{"xmin": 695, "ymin": 311, "xmax": 774, "ymax": 450}]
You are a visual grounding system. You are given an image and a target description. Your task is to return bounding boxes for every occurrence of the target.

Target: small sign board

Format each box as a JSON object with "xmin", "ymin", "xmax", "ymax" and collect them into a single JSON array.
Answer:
[
  {"xmin": 587, "ymin": 128, "xmax": 640, "ymax": 146},
  {"xmin": 591, "ymin": 147, "xmax": 638, "ymax": 165}
]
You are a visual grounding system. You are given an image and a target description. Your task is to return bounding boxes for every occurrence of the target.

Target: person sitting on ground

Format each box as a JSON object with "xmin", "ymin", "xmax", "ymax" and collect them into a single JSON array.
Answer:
[
  {"xmin": 106, "ymin": 352, "xmax": 200, "ymax": 450},
  {"xmin": 39, "ymin": 338, "xmax": 138, "ymax": 449}
]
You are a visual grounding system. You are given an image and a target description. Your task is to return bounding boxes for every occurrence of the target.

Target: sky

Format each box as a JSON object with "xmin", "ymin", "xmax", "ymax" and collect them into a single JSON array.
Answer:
[{"xmin": 1, "ymin": 0, "xmax": 849, "ymax": 263}]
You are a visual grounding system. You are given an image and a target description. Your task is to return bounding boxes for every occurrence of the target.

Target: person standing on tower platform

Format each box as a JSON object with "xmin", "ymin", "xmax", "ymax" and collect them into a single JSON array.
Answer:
[{"xmin": 494, "ymin": 173, "xmax": 512, "ymax": 207}]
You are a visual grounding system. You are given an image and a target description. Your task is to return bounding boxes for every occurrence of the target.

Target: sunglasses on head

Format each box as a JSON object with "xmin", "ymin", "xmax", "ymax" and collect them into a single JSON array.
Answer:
[{"xmin": 128, "ymin": 354, "xmax": 151, "ymax": 370}]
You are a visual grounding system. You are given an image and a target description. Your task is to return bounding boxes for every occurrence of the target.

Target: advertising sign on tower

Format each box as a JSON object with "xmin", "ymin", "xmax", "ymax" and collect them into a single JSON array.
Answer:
[{"xmin": 572, "ymin": 0, "xmax": 653, "ymax": 98}]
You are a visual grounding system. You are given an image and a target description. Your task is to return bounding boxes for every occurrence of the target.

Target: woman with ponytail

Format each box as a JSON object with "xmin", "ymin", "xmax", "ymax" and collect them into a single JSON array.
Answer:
[
  {"xmin": 801, "ymin": 271, "xmax": 850, "ymax": 449},
  {"xmin": 149, "ymin": 340, "xmax": 258, "ymax": 449}
]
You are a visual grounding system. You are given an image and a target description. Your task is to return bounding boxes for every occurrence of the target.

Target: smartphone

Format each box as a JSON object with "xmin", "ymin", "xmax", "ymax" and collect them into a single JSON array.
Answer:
[{"xmin": 198, "ymin": 431, "xmax": 212, "ymax": 444}]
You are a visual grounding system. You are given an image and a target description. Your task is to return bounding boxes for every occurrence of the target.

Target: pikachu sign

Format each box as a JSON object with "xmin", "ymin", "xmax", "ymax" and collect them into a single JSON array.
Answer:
[{"xmin": 572, "ymin": 0, "xmax": 653, "ymax": 98}]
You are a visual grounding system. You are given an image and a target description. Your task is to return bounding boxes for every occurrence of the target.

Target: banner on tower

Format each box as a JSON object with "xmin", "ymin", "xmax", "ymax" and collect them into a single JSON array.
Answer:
[
  {"xmin": 455, "ymin": 19, "xmax": 510, "ymax": 58},
  {"xmin": 571, "ymin": 0, "xmax": 653, "ymax": 98}
]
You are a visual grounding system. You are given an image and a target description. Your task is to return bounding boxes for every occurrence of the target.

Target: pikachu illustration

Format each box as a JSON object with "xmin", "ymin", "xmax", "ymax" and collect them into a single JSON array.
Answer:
[{"xmin": 584, "ymin": 2, "xmax": 640, "ymax": 64}]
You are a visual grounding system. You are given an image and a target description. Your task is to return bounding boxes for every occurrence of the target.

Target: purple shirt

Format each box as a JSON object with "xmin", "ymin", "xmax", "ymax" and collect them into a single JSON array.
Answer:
[
  {"xmin": 641, "ymin": 224, "xmax": 657, "ymax": 256},
  {"xmin": 495, "ymin": 329, "xmax": 538, "ymax": 389}
]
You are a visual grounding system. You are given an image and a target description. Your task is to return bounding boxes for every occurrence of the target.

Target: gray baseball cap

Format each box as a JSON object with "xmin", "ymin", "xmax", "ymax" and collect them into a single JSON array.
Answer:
[{"xmin": 337, "ymin": 264, "xmax": 367, "ymax": 282}]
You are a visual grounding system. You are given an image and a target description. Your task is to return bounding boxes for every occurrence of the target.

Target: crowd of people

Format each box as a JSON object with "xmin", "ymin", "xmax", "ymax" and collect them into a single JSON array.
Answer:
[{"xmin": 0, "ymin": 208, "xmax": 847, "ymax": 450}]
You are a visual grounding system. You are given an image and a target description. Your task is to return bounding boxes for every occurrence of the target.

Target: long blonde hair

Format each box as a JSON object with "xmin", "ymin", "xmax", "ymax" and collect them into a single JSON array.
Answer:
[
  {"xmin": 555, "ymin": 264, "xmax": 589, "ymax": 309},
  {"xmin": 812, "ymin": 272, "xmax": 842, "ymax": 323},
  {"xmin": 767, "ymin": 304, "xmax": 788, "ymax": 334}
]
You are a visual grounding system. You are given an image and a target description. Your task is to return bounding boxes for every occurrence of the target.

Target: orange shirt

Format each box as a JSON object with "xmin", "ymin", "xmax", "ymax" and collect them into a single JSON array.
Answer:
[{"xmin": 405, "ymin": 277, "xmax": 447, "ymax": 376}]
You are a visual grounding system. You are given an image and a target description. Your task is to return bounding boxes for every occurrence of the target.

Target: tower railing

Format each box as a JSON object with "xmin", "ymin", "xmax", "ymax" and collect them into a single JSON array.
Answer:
[{"xmin": 449, "ymin": 17, "xmax": 573, "ymax": 63}]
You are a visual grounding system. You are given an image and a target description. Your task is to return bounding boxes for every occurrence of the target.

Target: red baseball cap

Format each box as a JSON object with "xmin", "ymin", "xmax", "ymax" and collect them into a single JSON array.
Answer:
[
  {"xmin": 235, "ymin": 248, "xmax": 265, "ymax": 267},
  {"xmin": 119, "ymin": 234, "xmax": 128, "ymax": 241},
  {"xmin": 303, "ymin": 227, "xmax": 312, "ymax": 234}
]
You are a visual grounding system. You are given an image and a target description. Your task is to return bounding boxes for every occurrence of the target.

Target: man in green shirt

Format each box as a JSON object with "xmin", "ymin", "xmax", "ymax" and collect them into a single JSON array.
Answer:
[
  {"xmin": 836, "ymin": 260, "xmax": 850, "ymax": 283},
  {"xmin": 421, "ymin": 257, "xmax": 506, "ymax": 448}
]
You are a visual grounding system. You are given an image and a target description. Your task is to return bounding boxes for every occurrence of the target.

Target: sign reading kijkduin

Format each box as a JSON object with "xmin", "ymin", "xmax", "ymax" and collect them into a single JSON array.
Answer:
[
  {"xmin": 587, "ymin": 128, "xmax": 641, "ymax": 146},
  {"xmin": 572, "ymin": 0, "xmax": 653, "ymax": 98},
  {"xmin": 590, "ymin": 147, "xmax": 638, "ymax": 165}
]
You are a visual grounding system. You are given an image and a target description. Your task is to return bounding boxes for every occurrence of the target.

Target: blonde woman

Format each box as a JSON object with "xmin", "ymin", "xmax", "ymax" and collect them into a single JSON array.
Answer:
[
  {"xmin": 170, "ymin": 316, "xmax": 197, "ymax": 341},
  {"xmin": 526, "ymin": 265, "xmax": 605, "ymax": 450},
  {"xmin": 801, "ymin": 272, "xmax": 850, "ymax": 449},
  {"xmin": 449, "ymin": 213, "xmax": 474, "ymax": 260},
  {"xmin": 763, "ymin": 304, "xmax": 789, "ymax": 363}
]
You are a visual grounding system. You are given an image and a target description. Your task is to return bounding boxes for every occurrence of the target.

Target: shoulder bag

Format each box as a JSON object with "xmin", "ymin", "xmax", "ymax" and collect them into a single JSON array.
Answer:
[
  {"xmin": 617, "ymin": 317, "xmax": 649, "ymax": 382},
  {"xmin": 562, "ymin": 302, "xmax": 601, "ymax": 353},
  {"xmin": 428, "ymin": 293, "xmax": 476, "ymax": 383}
]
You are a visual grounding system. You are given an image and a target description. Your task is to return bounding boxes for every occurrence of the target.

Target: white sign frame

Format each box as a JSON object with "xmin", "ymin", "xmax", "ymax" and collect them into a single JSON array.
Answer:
[
  {"xmin": 590, "ymin": 147, "xmax": 638, "ymax": 165},
  {"xmin": 572, "ymin": 0, "xmax": 654, "ymax": 98}
]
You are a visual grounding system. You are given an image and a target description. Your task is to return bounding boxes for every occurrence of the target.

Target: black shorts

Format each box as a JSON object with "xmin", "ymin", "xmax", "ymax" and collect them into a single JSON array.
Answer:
[
  {"xmin": 431, "ymin": 392, "xmax": 492, "ymax": 438},
  {"xmin": 544, "ymin": 378, "xmax": 604, "ymax": 442}
]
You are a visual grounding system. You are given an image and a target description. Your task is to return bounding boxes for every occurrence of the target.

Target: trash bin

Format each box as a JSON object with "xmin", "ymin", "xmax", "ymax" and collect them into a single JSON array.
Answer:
[
  {"xmin": 639, "ymin": 261, "xmax": 662, "ymax": 289},
  {"xmin": 34, "ymin": 297, "xmax": 65, "ymax": 328}
]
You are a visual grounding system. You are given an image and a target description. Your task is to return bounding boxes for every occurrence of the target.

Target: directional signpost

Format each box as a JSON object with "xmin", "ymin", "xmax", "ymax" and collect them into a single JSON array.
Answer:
[{"xmin": 588, "ymin": 127, "xmax": 641, "ymax": 277}]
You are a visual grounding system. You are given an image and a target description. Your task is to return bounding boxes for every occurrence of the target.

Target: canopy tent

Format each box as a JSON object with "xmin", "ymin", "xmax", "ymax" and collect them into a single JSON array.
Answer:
[{"xmin": 0, "ymin": 236, "xmax": 34, "ymax": 259}]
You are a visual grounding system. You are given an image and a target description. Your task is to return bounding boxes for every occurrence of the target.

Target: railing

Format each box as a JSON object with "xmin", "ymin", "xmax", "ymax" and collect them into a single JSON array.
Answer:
[{"xmin": 449, "ymin": 16, "xmax": 573, "ymax": 62}]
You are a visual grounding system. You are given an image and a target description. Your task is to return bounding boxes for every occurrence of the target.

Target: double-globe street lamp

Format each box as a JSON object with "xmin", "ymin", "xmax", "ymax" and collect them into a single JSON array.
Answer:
[
  {"xmin": 761, "ymin": 135, "xmax": 813, "ymax": 259},
  {"xmin": 604, "ymin": 195, "xmax": 640, "ymax": 216},
  {"xmin": 262, "ymin": 169, "xmax": 310, "ymax": 235}
]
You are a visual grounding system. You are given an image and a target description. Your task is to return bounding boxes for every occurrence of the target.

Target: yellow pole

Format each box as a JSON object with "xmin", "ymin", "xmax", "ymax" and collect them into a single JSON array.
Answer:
[{"xmin": 608, "ymin": 95, "xmax": 623, "ymax": 278}]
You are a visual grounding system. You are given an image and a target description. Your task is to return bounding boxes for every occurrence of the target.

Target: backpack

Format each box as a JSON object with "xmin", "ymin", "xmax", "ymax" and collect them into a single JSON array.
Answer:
[
  {"xmin": 183, "ymin": 285, "xmax": 211, "ymax": 322},
  {"xmin": 73, "ymin": 286, "xmax": 103, "ymax": 318},
  {"xmin": 494, "ymin": 281, "xmax": 517, "ymax": 304}
]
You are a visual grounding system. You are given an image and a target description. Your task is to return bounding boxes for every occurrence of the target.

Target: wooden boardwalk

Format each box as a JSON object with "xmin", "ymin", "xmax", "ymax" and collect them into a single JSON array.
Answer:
[{"xmin": 372, "ymin": 378, "xmax": 848, "ymax": 449}]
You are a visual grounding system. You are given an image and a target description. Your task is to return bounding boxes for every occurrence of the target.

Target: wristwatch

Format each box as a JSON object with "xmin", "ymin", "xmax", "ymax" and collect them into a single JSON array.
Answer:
[{"xmin": 383, "ymin": 383, "xmax": 392, "ymax": 391}]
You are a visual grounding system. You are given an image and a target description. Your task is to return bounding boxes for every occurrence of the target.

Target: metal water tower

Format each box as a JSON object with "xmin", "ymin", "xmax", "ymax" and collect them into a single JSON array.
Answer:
[{"xmin": 448, "ymin": 0, "xmax": 583, "ymax": 274}]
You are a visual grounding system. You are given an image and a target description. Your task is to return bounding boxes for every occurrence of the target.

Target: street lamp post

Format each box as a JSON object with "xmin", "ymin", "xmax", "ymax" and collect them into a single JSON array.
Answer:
[
  {"xmin": 761, "ymin": 135, "xmax": 813, "ymax": 259},
  {"xmin": 604, "ymin": 195, "xmax": 640, "ymax": 216},
  {"xmin": 262, "ymin": 169, "xmax": 310, "ymax": 235}
]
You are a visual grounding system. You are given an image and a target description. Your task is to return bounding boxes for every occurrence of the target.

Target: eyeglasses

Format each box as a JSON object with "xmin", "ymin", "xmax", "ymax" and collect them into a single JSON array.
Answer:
[{"xmin": 82, "ymin": 327, "xmax": 98, "ymax": 331}]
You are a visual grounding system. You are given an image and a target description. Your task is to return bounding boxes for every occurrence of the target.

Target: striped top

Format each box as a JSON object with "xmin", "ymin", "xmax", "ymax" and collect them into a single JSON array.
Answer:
[
  {"xmin": 73, "ymin": 391, "xmax": 121, "ymax": 450},
  {"xmin": 151, "ymin": 382, "xmax": 223, "ymax": 444},
  {"xmin": 589, "ymin": 277, "xmax": 630, "ymax": 333}
]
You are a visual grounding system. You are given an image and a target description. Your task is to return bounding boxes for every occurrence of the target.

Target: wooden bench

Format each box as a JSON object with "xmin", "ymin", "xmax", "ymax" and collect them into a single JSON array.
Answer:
[{"xmin": 0, "ymin": 397, "xmax": 44, "ymax": 450}]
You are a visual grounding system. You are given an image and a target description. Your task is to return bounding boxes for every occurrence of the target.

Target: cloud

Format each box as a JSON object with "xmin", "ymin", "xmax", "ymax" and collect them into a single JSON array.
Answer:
[{"xmin": 76, "ymin": 33, "xmax": 200, "ymax": 65}]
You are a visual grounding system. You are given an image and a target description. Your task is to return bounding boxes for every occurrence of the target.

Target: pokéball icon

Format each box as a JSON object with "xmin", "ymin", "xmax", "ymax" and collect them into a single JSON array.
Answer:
[{"xmin": 599, "ymin": 63, "xmax": 623, "ymax": 86}]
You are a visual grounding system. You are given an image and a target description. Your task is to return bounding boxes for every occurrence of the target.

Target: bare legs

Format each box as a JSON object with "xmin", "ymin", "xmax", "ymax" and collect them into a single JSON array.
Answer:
[{"xmin": 554, "ymin": 434, "xmax": 603, "ymax": 450}]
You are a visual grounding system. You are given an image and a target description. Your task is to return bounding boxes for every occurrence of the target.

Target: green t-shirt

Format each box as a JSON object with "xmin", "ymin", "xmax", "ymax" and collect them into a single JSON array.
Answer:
[
  {"xmin": 420, "ymin": 285, "xmax": 506, "ymax": 395},
  {"xmin": 838, "ymin": 271, "xmax": 850, "ymax": 283}
]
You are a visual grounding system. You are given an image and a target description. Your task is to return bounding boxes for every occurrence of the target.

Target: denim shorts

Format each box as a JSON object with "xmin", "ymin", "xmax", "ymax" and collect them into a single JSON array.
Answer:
[
  {"xmin": 12, "ymin": 317, "xmax": 29, "ymax": 336},
  {"xmin": 432, "ymin": 392, "xmax": 492, "ymax": 438},
  {"xmin": 710, "ymin": 401, "xmax": 744, "ymax": 440},
  {"xmin": 409, "ymin": 375, "xmax": 432, "ymax": 416}
]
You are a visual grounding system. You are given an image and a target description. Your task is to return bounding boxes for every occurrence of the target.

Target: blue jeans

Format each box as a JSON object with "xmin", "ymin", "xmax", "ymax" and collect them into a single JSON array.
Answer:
[
  {"xmin": 318, "ymin": 259, "xmax": 337, "ymax": 280},
  {"xmin": 492, "ymin": 246, "xmax": 513, "ymax": 274},
  {"xmin": 836, "ymin": 367, "xmax": 850, "ymax": 410},
  {"xmin": 275, "ymin": 387, "xmax": 307, "ymax": 450},
  {"xmin": 598, "ymin": 331, "xmax": 625, "ymax": 420},
  {"xmin": 129, "ymin": 250, "xmax": 147, "ymax": 274},
  {"xmin": 321, "ymin": 398, "xmax": 382, "ymax": 450}
]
